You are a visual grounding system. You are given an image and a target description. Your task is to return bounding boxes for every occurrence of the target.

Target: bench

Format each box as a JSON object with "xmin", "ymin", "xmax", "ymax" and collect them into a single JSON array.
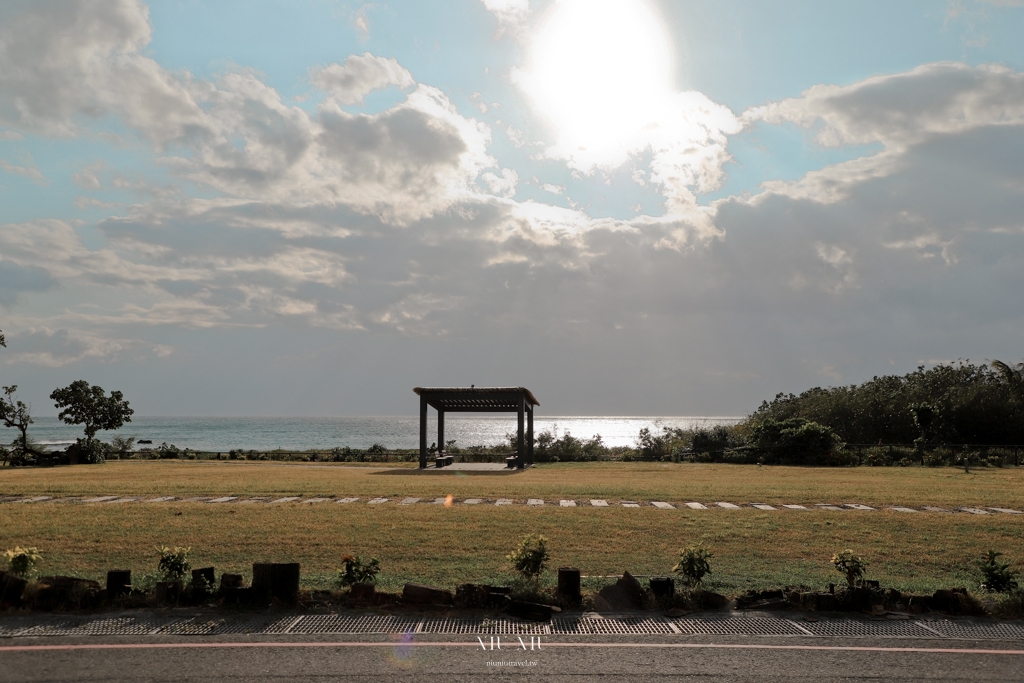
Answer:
[
  {"xmin": 505, "ymin": 456, "xmax": 518, "ymax": 468},
  {"xmin": 435, "ymin": 454, "xmax": 455, "ymax": 468}
]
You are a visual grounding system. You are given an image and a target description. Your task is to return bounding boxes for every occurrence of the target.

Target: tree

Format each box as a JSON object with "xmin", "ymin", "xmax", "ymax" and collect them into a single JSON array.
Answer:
[
  {"xmin": 0, "ymin": 385, "xmax": 34, "ymax": 466},
  {"xmin": 50, "ymin": 380, "xmax": 134, "ymax": 446},
  {"xmin": 991, "ymin": 359, "xmax": 1024, "ymax": 402}
]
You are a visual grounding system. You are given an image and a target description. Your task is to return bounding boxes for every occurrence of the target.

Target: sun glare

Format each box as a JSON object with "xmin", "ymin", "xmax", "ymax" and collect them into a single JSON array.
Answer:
[{"xmin": 523, "ymin": 0, "xmax": 674, "ymax": 168}]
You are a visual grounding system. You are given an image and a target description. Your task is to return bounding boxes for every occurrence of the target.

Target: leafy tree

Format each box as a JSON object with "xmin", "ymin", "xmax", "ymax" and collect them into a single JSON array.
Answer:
[
  {"xmin": 50, "ymin": 380, "xmax": 134, "ymax": 446},
  {"xmin": 0, "ymin": 330, "xmax": 5, "ymax": 347},
  {"xmin": 0, "ymin": 385, "xmax": 34, "ymax": 466}
]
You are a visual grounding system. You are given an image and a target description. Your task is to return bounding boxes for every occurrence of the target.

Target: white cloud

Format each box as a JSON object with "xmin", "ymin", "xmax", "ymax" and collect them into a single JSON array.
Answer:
[
  {"xmin": 72, "ymin": 161, "xmax": 105, "ymax": 189},
  {"xmin": 1, "ymin": 328, "xmax": 172, "ymax": 367},
  {"xmin": 0, "ymin": 155, "xmax": 48, "ymax": 185},
  {"xmin": 311, "ymin": 53, "xmax": 414, "ymax": 105}
]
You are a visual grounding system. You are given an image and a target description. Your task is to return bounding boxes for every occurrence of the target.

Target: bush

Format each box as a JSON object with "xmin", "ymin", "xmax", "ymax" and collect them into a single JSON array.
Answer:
[
  {"xmin": 336, "ymin": 555, "xmax": 381, "ymax": 587},
  {"xmin": 507, "ymin": 534, "xmax": 549, "ymax": 579},
  {"xmin": 831, "ymin": 549, "xmax": 868, "ymax": 587},
  {"xmin": 156, "ymin": 443, "xmax": 181, "ymax": 459},
  {"xmin": 673, "ymin": 544, "xmax": 712, "ymax": 586},
  {"xmin": 366, "ymin": 443, "xmax": 388, "ymax": 455},
  {"xmin": 978, "ymin": 550, "xmax": 1019, "ymax": 593},
  {"xmin": 3, "ymin": 546, "xmax": 42, "ymax": 578},
  {"xmin": 751, "ymin": 418, "xmax": 844, "ymax": 465},
  {"xmin": 156, "ymin": 545, "xmax": 191, "ymax": 581}
]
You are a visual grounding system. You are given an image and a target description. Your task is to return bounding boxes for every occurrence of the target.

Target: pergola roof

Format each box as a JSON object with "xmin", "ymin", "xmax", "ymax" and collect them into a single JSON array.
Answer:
[{"xmin": 413, "ymin": 386, "xmax": 539, "ymax": 411}]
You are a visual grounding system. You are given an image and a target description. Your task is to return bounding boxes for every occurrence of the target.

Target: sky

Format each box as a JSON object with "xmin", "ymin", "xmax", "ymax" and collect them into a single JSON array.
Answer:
[{"xmin": 2, "ymin": 0, "xmax": 1024, "ymax": 417}]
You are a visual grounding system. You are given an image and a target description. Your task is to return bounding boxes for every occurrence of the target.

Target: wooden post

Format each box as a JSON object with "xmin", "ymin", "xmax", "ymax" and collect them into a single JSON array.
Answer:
[
  {"xmin": 527, "ymin": 405, "xmax": 534, "ymax": 465},
  {"xmin": 438, "ymin": 409, "xmax": 445, "ymax": 455},
  {"xmin": 419, "ymin": 393, "xmax": 428, "ymax": 469},
  {"xmin": 517, "ymin": 393, "xmax": 525, "ymax": 469}
]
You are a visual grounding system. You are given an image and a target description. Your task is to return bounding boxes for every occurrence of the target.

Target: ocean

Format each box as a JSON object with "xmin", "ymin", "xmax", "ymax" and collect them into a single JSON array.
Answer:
[{"xmin": 23, "ymin": 416, "xmax": 741, "ymax": 452}]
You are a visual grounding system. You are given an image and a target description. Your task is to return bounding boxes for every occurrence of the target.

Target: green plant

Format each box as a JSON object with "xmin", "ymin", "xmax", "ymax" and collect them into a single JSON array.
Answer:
[
  {"xmin": 156, "ymin": 545, "xmax": 191, "ymax": 581},
  {"xmin": 673, "ymin": 544, "xmax": 713, "ymax": 586},
  {"xmin": 978, "ymin": 550, "xmax": 1019, "ymax": 593},
  {"xmin": 507, "ymin": 534, "xmax": 549, "ymax": 579},
  {"xmin": 110, "ymin": 435, "xmax": 135, "ymax": 459},
  {"xmin": 3, "ymin": 546, "xmax": 41, "ymax": 578},
  {"xmin": 336, "ymin": 555, "xmax": 381, "ymax": 586},
  {"xmin": 831, "ymin": 549, "xmax": 868, "ymax": 587},
  {"xmin": 0, "ymin": 385, "xmax": 35, "ymax": 466},
  {"xmin": 50, "ymin": 380, "xmax": 134, "ymax": 448}
]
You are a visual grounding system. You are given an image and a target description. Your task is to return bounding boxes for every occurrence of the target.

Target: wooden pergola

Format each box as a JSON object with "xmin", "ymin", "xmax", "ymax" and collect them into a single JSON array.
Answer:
[{"xmin": 413, "ymin": 387, "xmax": 539, "ymax": 469}]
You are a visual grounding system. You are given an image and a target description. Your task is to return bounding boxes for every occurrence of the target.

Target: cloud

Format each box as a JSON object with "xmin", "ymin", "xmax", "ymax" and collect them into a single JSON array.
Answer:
[
  {"xmin": 311, "ymin": 53, "xmax": 414, "ymax": 105},
  {"xmin": 0, "ymin": 155, "xmax": 48, "ymax": 185},
  {"xmin": 72, "ymin": 161, "xmax": 106, "ymax": 189},
  {"xmin": 1, "ymin": 328, "xmax": 172, "ymax": 367}
]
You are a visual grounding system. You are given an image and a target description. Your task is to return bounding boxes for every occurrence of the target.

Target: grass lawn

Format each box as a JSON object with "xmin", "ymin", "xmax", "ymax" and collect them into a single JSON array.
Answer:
[
  {"xmin": 2, "ymin": 460, "xmax": 1024, "ymax": 507},
  {"xmin": 2, "ymin": 462, "xmax": 1023, "ymax": 596}
]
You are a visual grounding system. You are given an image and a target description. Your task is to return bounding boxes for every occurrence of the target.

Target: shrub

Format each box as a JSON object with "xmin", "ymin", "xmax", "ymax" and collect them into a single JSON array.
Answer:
[
  {"xmin": 751, "ymin": 418, "xmax": 844, "ymax": 466},
  {"xmin": 366, "ymin": 443, "xmax": 388, "ymax": 455},
  {"xmin": 336, "ymin": 555, "xmax": 381, "ymax": 587},
  {"xmin": 507, "ymin": 534, "xmax": 549, "ymax": 579},
  {"xmin": 156, "ymin": 443, "xmax": 181, "ymax": 459},
  {"xmin": 156, "ymin": 545, "xmax": 191, "ymax": 581},
  {"xmin": 978, "ymin": 550, "xmax": 1019, "ymax": 593},
  {"xmin": 831, "ymin": 549, "xmax": 868, "ymax": 588},
  {"xmin": 3, "ymin": 546, "xmax": 41, "ymax": 578},
  {"xmin": 673, "ymin": 544, "xmax": 713, "ymax": 586},
  {"xmin": 110, "ymin": 435, "xmax": 135, "ymax": 459}
]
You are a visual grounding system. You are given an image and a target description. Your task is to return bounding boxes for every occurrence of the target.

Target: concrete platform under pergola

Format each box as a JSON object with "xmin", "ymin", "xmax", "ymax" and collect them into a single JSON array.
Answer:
[{"xmin": 413, "ymin": 387, "xmax": 539, "ymax": 469}]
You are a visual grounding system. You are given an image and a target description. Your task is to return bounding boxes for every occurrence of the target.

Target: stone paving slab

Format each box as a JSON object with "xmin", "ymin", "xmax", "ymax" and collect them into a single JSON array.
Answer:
[
  {"xmin": 621, "ymin": 501, "xmax": 640, "ymax": 508},
  {"xmin": 960, "ymin": 507, "xmax": 990, "ymax": 515},
  {"xmin": 685, "ymin": 502, "xmax": 707, "ymax": 509},
  {"xmin": 14, "ymin": 496, "xmax": 52, "ymax": 503},
  {"xmin": 715, "ymin": 502, "xmax": 740, "ymax": 509},
  {"xmin": 527, "ymin": 499, "xmax": 544, "ymax": 506},
  {"xmin": 81, "ymin": 496, "xmax": 120, "ymax": 503},
  {"xmin": 495, "ymin": 499, "xmax": 513, "ymax": 506},
  {"xmin": 367, "ymin": 497, "xmax": 389, "ymax": 504},
  {"xmin": 463, "ymin": 498, "xmax": 482, "ymax": 505},
  {"xmin": 207, "ymin": 497, "xmax": 237, "ymax": 503},
  {"xmin": 590, "ymin": 499, "xmax": 608, "ymax": 507},
  {"xmin": 143, "ymin": 496, "xmax": 176, "ymax": 503},
  {"xmin": 816, "ymin": 504, "xmax": 844, "ymax": 511},
  {"xmin": 301, "ymin": 498, "xmax": 330, "ymax": 504},
  {"xmin": 431, "ymin": 497, "xmax": 447, "ymax": 504},
  {"xmin": 335, "ymin": 497, "xmax": 359, "ymax": 504},
  {"xmin": 400, "ymin": 497, "xmax": 421, "ymax": 505},
  {"xmin": 782, "ymin": 504, "xmax": 807, "ymax": 509},
  {"xmin": 236, "ymin": 498, "xmax": 267, "ymax": 504},
  {"xmin": 989, "ymin": 507, "xmax": 1023, "ymax": 514},
  {"xmin": 559, "ymin": 500, "xmax": 576, "ymax": 507},
  {"xmin": 923, "ymin": 506, "xmax": 951, "ymax": 513},
  {"xmin": 106, "ymin": 497, "xmax": 139, "ymax": 503},
  {"xmin": 844, "ymin": 504, "xmax": 875, "ymax": 511},
  {"xmin": 751, "ymin": 504, "xmax": 776, "ymax": 510},
  {"xmin": 270, "ymin": 497, "xmax": 300, "ymax": 503},
  {"xmin": 651, "ymin": 501, "xmax": 675, "ymax": 509},
  {"xmin": 890, "ymin": 507, "xmax": 918, "ymax": 513}
]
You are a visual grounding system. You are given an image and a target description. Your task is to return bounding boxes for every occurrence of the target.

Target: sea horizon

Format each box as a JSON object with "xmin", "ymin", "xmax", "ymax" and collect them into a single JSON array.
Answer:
[{"xmin": 22, "ymin": 415, "xmax": 743, "ymax": 452}]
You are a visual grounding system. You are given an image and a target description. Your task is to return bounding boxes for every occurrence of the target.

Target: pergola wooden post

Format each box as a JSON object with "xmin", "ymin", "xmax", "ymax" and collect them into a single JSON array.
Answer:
[{"xmin": 413, "ymin": 387, "xmax": 540, "ymax": 469}]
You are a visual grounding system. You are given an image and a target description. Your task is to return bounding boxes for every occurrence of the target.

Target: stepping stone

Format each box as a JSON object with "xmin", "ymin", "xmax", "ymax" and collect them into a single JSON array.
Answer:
[
  {"xmin": 890, "ymin": 507, "xmax": 918, "ymax": 513},
  {"xmin": 989, "ymin": 508, "xmax": 1024, "ymax": 514},
  {"xmin": 106, "ymin": 497, "xmax": 139, "ymax": 503},
  {"xmin": 400, "ymin": 497, "xmax": 421, "ymax": 505},
  {"xmin": 302, "ymin": 497, "xmax": 330, "ymax": 504},
  {"xmin": 463, "ymin": 498, "xmax": 482, "ymax": 505},
  {"xmin": 782, "ymin": 504, "xmax": 807, "ymax": 510},
  {"xmin": 143, "ymin": 496, "xmax": 176, "ymax": 503},
  {"xmin": 844, "ymin": 504, "xmax": 875, "ymax": 511},
  {"xmin": 431, "ymin": 497, "xmax": 447, "ymax": 504},
  {"xmin": 368, "ymin": 497, "xmax": 389, "ymax": 504},
  {"xmin": 559, "ymin": 500, "xmax": 576, "ymax": 507},
  {"xmin": 751, "ymin": 504, "xmax": 776, "ymax": 511},
  {"xmin": 270, "ymin": 497, "xmax": 301, "ymax": 503},
  {"xmin": 180, "ymin": 497, "xmax": 212, "ymax": 502},
  {"xmin": 81, "ymin": 496, "xmax": 120, "ymax": 503},
  {"xmin": 685, "ymin": 502, "xmax": 707, "ymax": 509},
  {"xmin": 236, "ymin": 498, "xmax": 268, "ymax": 504},
  {"xmin": 590, "ymin": 499, "xmax": 609, "ymax": 507},
  {"xmin": 527, "ymin": 499, "xmax": 545, "ymax": 506},
  {"xmin": 816, "ymin": 504, "xmax": 844, "ymax": 511},
  {"xmin": 335, "ymin": 497, "xmax": 359, "ymax": 504},
  {"xmin": 960, "ymin": 507, "xmax": 990, "ymax": 515},
  {"xmin": 495, "ymin": 499, "xmax": 513, "ymax": 506},
  {"xmin": 207, "ymin": 497, "xmax": 237, "ymax": 503},
  {"xmin": 621, "ymin": 501, "xmax": 640, "ymax": 508},
  {"xmin": 715, "ymin": 502, "xmax": 740, "ymax": 509},
  {"xmin": 651, "ymin": 501, "xmax": 675, "ymax": 509},
  {"xmin": 14, "ymin": 496, "xmax": 52, "ymax": 503},
  {"xmin": 923, "ymin": 506, "xmax": 951, "ymax": 513}
]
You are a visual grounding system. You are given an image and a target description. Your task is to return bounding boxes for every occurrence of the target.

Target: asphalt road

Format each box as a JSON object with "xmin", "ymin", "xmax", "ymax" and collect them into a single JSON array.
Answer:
[{"xmin": 2, "ymin": 635, "xmax": 1023, "ymax": 682}]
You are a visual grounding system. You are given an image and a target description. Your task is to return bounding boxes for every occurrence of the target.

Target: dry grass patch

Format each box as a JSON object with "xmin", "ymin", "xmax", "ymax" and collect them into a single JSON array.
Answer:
[{"xmin": 2, "ymin": 503, "xmax": 1021, "ymax": 595}]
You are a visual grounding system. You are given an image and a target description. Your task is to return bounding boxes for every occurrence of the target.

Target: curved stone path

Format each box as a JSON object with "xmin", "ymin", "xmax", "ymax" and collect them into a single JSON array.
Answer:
[{"xmin": 1, "ymin": 495, "xmax": 1021, "ymax": 514}]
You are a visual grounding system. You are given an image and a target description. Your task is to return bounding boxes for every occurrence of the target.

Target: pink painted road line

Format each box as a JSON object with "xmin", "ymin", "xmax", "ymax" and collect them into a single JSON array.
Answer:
[{"xmin": 1, "ymin": 642, "xmax": 1023, "ymax": 656}]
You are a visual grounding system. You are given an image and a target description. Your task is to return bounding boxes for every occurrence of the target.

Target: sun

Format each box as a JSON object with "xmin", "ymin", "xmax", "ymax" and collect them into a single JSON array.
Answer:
[{"xmin": 520, "ymin": 0, "xmax": 674, "ymax": 169}]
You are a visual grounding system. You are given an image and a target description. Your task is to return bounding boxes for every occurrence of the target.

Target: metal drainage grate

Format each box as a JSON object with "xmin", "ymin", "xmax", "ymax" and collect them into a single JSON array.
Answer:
[
  {"xmin": 585, "ymin": 617, "xmax": 676, "ymax": 635},
  {"xmin": 71, "ymin": 616, "xmax": 179, "ymax": 636},
  {"xmin": 920, "ymin": 620, "xmax": 1024, "ymax": 641},
  {"xmin": 420, "ymin": 618, "xmax": 549, "ymax": 635},
  {"xmin": 799, "ymin": 619, "xmax": 938, "ymax": 638},
  {"xmin": 674, "ymin": 618, "xmax": 806, "ymax": 637},
  {"xmin": 161, "ymin": 616, "xmax": 297, "ymax": 636},
  {"xmin": 289, "ymin": 614, "xmax": 420, "ymax": 635}
]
